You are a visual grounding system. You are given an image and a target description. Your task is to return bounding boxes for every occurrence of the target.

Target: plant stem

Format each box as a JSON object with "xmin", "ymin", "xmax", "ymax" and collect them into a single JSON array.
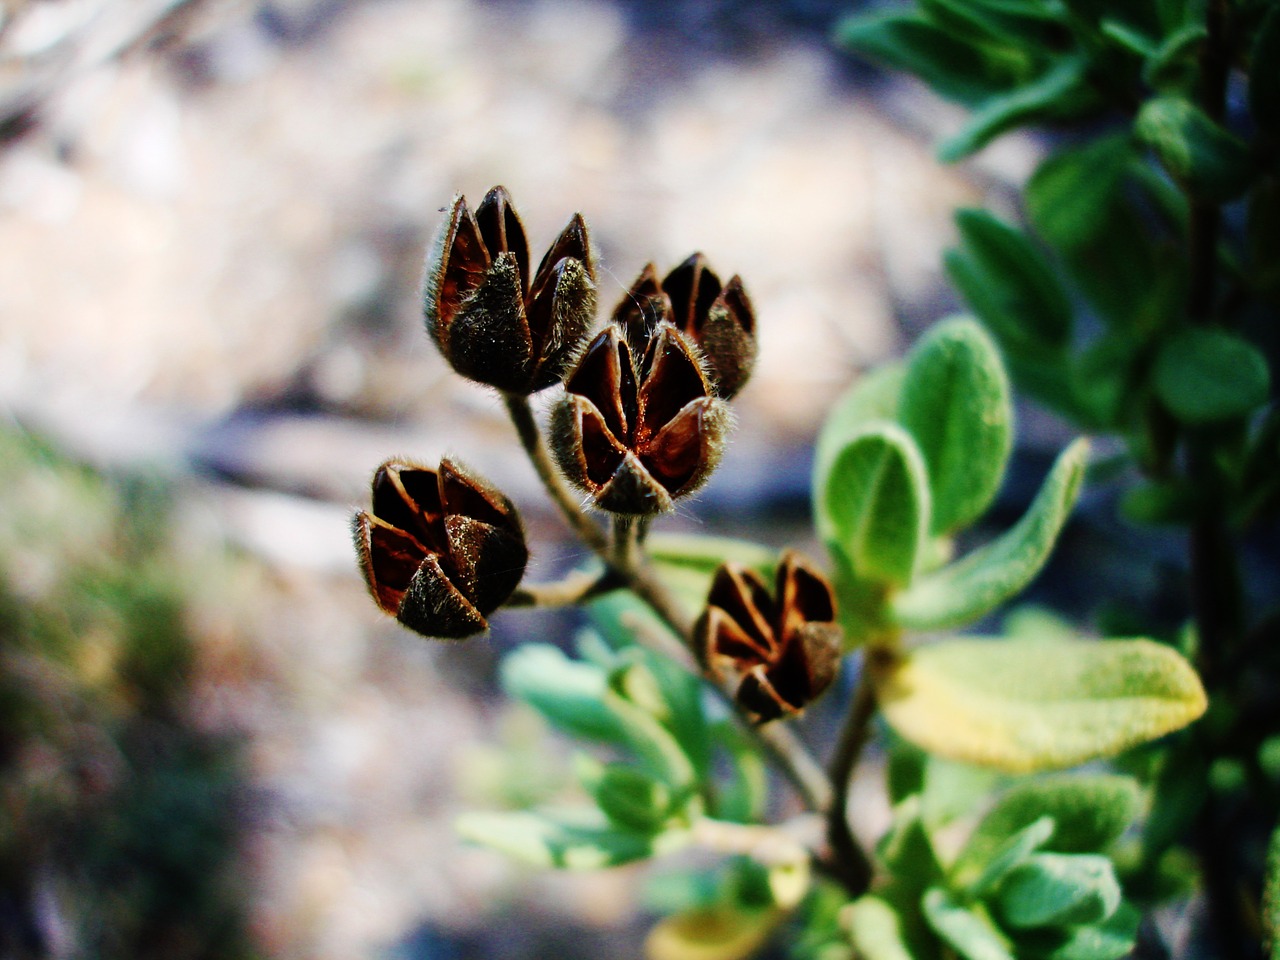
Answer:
[
  {"xmin": 1183, "ymin": 4, "xmax": 1256, "ymax": 954},
  {"xmin": 507, "ymin": 569, "xmax": 622, "ymax": 608},
  {"xmin": 502, "ymin": 393, "xmax": 609, "ymax": 554},
  {"xmin": 824, "ymin": 656, "xmax": 878, "ymax": 895}
]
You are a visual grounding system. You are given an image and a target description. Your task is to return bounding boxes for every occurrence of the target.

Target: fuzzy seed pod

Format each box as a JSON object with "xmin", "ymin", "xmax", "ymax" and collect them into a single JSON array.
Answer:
[
  {"xmin": 613, "ymin": 253, "xmax": 757, "ymax": 399},
  {"xmin": 353, "ymin": 458, "xmax": 528, "ymax": 639},
  {"xmin": 696, "ymin": 552, "xmax": 843, "ymax": 723},
  {"xmin": 551, "ymin": 320, "xmax": 731, "ymax": 516},
  {"xmin": 423, "ymin": 185, "xmax": 597, "ymax": 394}
]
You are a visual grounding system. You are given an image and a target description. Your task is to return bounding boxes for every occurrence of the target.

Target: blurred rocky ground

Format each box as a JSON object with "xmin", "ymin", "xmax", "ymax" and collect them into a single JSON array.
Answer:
[{"xmin": 0, "ymin": 0, "xmax": 1035, "ymax": 957}]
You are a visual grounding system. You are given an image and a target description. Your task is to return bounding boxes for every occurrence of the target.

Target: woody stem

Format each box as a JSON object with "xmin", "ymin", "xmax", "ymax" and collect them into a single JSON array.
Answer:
[
  {"xmin": 824, "ymin": 657, "xmax": 878, "ymax": 895},
  {"xmin": 504, "ymin": 392, "xmax": 835, "ymax": 815},
  {"xmin": 507, "ymin": 569, "xmax": 623, "ymax": 607},
  {"xmin": 503, "ymin": 393, "xmax": 609, "ymax": 554}
]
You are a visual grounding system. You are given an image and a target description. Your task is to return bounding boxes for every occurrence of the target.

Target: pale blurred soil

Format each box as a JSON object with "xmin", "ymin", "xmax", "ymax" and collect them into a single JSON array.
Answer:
[{"xmin": 0, "ymin": 0, "xmax": 1023, "ymax": 956}]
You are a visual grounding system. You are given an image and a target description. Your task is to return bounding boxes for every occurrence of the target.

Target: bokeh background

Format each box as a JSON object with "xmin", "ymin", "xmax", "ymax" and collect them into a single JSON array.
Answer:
[{"xmin": 0, "ymin": 1, "xmax": 1049, "ymax": 957}]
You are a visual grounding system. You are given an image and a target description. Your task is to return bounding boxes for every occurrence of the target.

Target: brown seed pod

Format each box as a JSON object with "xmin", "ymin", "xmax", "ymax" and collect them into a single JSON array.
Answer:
[
  {"xmin": 695, "ymin": 552, "xmax": 843, "ymax": 723},
  {"xmin": 613, "ymin": 253, "xmax": 757, "ymax": 399},
  {"xmin": 352, "ymin": 457, "xmax": 528, "ymax": 639},
  {"xmin": 551, "ymin": 321, "xmax": 731, "ymax": 515},
  {"xmin": 423, "ymin": 185, "xmax": 597, "ymax": 394}
]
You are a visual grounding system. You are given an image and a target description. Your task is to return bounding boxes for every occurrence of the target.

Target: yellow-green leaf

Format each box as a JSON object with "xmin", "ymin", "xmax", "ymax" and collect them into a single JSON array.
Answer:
[
  {"xmin": 844, "ymin": 896, "xmax": 918, "ymax": 960},
  {"xmin": 874, "ymin": 637, "xmax": 1208, "ymax": 772},
  {"xmin": 645, "ymin": 906, "xmax": 780, "ymax": 960}
]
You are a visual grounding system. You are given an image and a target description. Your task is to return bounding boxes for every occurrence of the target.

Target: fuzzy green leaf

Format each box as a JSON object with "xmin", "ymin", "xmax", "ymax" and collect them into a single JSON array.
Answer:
[
  {"xmin": 1016, "ymin": 904, "xmax": 1140, "ymax": 960},
  {"xmin": 922, "ymin": 889, "xmax": 1015, "ymax": 960},
  {"xmin": 874, "ymin": 636, "xmax": 1208, "ymax": 772},
  {"xmin": 954, "ymin": 775, "xmax": 1142, "ymax": 886},
  {"xmin": 939, "ymin": 55, "xmax": 1091, "ymax": 162},
  {"xmin": 502, "ymin": 644, "xmax": 627, "ymax": 743},
  {"xmin": 1136, "ymin": 96, "xmax": 1252, "ymax": 201},
  {"xmin": 996, "ymin": 854, "xmax": 1122, "ymax": 929},
  {"xmin": 899, "ymin": 317, "xmax": 1013, "ymax": 535},
  {"xmin": 814, "ymin": 363, "xmax": 906, "ymax": 501},
  {"xmin": 970, "ymin": 816, "xmax": 1056, "ymax": 897},
  {"xmin": 948, "ymin": 209, "xmax": 1073, "ymax": 354},
  {"xmin": 456, "ymin": 808, "xmax": 684, "ymax": 869},
  {"xmin": 891, "ymin": 439, "xmax": 1087, "ymax": 630},
  {"xmin": 823, "ymin": 425, "xmax": 932, "ymax": 587},
  {"xmin": 1153, "ymin": 328, "xmax": 1271, "ymax": 423}
]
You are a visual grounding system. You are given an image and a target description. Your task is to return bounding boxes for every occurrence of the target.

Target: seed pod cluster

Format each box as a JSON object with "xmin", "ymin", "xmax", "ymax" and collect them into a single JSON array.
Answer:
[
  {"xmin": 353, "ymin": 458, "xmax": 528, "ymax": 639},
  {"xmin": 696, "ymin": 552, "xmax": 843, "ymax": 723},
  {"xmin": 358, "ymin": 189, "xmax": 766, "ymax": 639}
]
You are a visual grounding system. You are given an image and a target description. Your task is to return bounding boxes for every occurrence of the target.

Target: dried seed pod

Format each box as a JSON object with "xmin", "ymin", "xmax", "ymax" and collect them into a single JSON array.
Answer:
[
  {"xmin": 352, "ymin": 458, "xmax": 528, "ymax": 639},
  {"xmin": 423, "ymin": 185, "xmax": 597, "ymax": 394},
  {"xmin": 696, "ymin": 552, "xmax": 843, "ymax": 723},
  {"xmin": 613, "ymin": 253, "xmax": 757, "ymax": 399},
  {"xmin": 551, "ymin": 321, "xmax": 731, "ymax": 515}
]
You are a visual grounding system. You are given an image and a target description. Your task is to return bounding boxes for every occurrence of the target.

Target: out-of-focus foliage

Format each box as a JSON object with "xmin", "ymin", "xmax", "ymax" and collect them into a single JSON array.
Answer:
[{"xmin": 0, "ymin": 427, "xmax": 255, "ymax": 960}]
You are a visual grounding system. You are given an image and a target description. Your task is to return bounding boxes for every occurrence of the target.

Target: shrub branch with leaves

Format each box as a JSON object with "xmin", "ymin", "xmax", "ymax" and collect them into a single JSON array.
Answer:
[{"xmin": 344, "ymin": 100, "xmax": 1276, "ymax": 955}]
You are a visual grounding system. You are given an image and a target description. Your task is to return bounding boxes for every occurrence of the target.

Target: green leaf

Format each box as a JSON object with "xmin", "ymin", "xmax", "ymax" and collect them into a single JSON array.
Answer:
[
  {"xmin": 939, "ymin": 55, "xmax": 1091, "ymax": 162},
  {"xmin": 646, "ymin": 534, "xmax": 776, "ymax": 614},
  {"xmin": 607, "ymin": 686, "xmax": 698, "ymax": 791},
  {"xmin": 874, "ymin": 636, "xmax": 1208, "ymax": 772},
  {"xmin": 835, "ymin": 12, "xmax": 1029, "ymax": 107},
  {"xmin": 456, "ymin": 808, "xmax": 686, "ymax": 869},
  {"xmin": 843, "ymin": 896, "xmax": 921, "ymax": 960},
  {"xmin": 1026, "ymin": 135, "xmax": 1130, "ymax": 251},
  {"xmin": 891, "ymin": 439, "xmax": 1088, "ymax": 630},
  {"xmin": 898, "ymin": 317, "xmax": 1013, "ymax": 535},
  {"xmin": 1142, "ymin": 23, "xmax": 1206, "ymax": 91},
  {"xmin": 1153, "ymin": 328, "xmax": 1271, "ymax": 423},
  {"xmin": 646, "ymin": 533, "xmax": 776, "ymax": 582},
  {"xmin": 954, "ymin": 775, "xmax": 1142, "ymax": 886},
  {"xmin": 922, "ymin": 888, "xmax": 1015, "ymax": 960},
  {"xmin": 589, "ymin": 764, "xmax": 676, "ymax": 833},
  {"xmin": 1135, "ymin": 96, "xmax": 1252, "ymax": 202},
  {"xmin": 708, "ymin": 721, "xmax": 768, "ymax": 824},
  {"xmin": 996, "ymin": 853, "xmax": 1122, "ymax": 928},
  {"xmin": 1016, "ymin": 903, "xmax": 1140, "ymax": 960},
  {"xmin": 878, "ymin": 797, "xmax": 946, "ymax": 890},
  {"xmin": 1027, "ymin": 136, "xmax": 1177, "ymax": 328},
  {"xmin": 970, "ymin": 816, "xmax": 1056, "ymax": 897},
  {"xmin": 947, "ymin": 209, "xmax": 1073, "ymax": 354},
  {"xmin": 1099, "ymin": 19, "xmax": 1156, "ymax": 56},
  {"xmin": 823, "ymin": 425, "xmax": 932, "ymax": 587},
  {"xmin": 1251, "ymin": 6, "xmax": 1280, "ymax": 135},
  {"xmin": 502, "ymin": 644, "xmax": 627, "ymax": 743},
  {"xmin": 814, "ymin": 363, "xmax": 906, "ymax": 502}
]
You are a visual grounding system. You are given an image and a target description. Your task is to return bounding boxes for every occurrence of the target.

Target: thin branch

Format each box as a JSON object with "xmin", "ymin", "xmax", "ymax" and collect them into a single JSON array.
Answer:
[
  {"xmin": 502, "ymin": 393, "xmax": 609, "ymax": 554},
  {"xmin": 824, "ymin": 656, "xmax": 878, "ymax": 895},
  {"xmin": 507, "ymin": 569, "xmax": 622, "ymax": 608}
]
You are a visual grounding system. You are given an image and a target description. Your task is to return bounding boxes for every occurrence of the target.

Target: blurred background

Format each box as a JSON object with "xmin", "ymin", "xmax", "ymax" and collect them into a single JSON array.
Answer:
[{"xmin": 0, "ymin": 0, "xmax": 1042, "ymax": 956}]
